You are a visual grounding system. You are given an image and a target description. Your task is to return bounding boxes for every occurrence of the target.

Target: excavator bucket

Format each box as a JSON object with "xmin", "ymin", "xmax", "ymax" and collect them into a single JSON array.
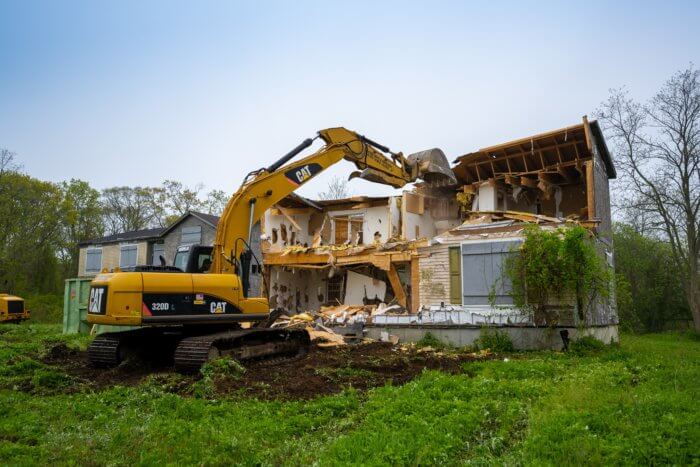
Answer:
[
  {"xmin": 350, "ymin": 147, "xmax": 457, "ymax": 187},
  {"xmin": 407, "ymin": 148, "xmax": 457, "ymax": 186}
]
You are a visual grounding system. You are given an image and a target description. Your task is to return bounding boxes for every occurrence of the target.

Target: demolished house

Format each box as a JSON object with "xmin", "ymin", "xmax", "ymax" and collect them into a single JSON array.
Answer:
[{"xmin": 259, "ymin": 117, "xmax": 619, "ymax": 349}]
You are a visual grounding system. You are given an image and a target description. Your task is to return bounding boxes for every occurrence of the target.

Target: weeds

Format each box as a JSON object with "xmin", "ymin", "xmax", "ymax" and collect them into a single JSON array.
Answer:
[
  {"xmin": 193, "ymin": 357, "xmax": 246, "ymax": 398},
  {"xmin": 315, "ymin": 366, "xmax": 374, "ymax": 383},
  {"xmin": 416, "ymin": 332, "xmax": 450, "ymax": 350},
  {"xmin": 569, "ymin": 335, "xmax": 606, "ymax": 356},
  {"xmin": 476, "ymin": 327, "xmax": 515, "ymax": 352}
]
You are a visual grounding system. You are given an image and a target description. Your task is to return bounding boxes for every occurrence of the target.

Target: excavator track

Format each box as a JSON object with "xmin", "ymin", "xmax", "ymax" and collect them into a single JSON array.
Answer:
[
  {"xmin": 87, "ymin": 333, "xmax": 124, "ymax": 368},
  {"xmin": 87, "ymin": 328, "xmax": 180, "ymax": 368},
  {"xmin": 174, "ymin": 328, "xmax": 310, "ymax": 374}
]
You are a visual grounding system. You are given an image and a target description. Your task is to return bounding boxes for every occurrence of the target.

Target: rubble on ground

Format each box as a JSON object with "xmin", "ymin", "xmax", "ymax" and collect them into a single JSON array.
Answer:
[{"xmin": 270, "ymin": 303, "xmax": 404, "ymax": 346}]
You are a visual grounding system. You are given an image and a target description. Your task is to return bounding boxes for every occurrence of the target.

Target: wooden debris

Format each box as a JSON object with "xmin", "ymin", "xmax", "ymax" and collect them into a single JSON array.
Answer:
[{"xmin": 306, "ymin": 326, "xmax": 346, "ymax": 347}]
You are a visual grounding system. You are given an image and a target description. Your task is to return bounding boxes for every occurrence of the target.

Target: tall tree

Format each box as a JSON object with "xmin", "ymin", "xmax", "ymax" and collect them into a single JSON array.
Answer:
[
  {"xmin": 203, "ymin": 189, "xmax": 229, "ymax": 216},
  {"xmin": 598, "ymin": 66, "xmax": 700, "ymax": 331},
  {"xmin": 0, "ymin": 148, "xmax": 20, "ymax": 180},
  {"xmin": 60, "ymin": 179, "xmax": 104, "ymax": 275},
  {"xmin": 101, "ymin": 186, "xmax": 158, "ymax": 234},
  {"xmin": 162, "ymin": 180, "xmax": 204, "ymax": 216},
  {"xmin": 0, "ymin": 171, "xmax": 64, "ymax": 293}
]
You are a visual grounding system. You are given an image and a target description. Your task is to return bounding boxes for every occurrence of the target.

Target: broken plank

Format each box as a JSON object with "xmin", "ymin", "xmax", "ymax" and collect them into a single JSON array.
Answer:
[{"xmin": 386, "ymin": 263, "xmax": 408, "ymax": 308}]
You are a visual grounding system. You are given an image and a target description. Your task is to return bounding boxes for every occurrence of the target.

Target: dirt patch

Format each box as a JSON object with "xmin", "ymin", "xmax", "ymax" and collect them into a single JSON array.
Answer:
[
  {"xmin": 40, "ymin": 342, "xmax": 489, "ymax": 400},
  {"xmin": 215, "ymin": 343, "xmax": 483, "ymax": 400},
  {"xmin": 40, "ymin": 343, "xmax": 188, "ymax": 392}
]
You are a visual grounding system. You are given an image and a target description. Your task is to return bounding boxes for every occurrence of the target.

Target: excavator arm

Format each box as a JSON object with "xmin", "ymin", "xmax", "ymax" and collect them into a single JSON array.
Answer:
[{"xmin": 211, "ymin": 127, "xmax": 454, "ymax": 274}]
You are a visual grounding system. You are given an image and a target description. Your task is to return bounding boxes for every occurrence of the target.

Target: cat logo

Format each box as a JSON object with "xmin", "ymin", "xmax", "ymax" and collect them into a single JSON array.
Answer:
[
  {"xmin": 284, "ymin": 163, "xmax": 322, "ymax": 187},
  {"xmin": 88, "ymin": 287, "xmax": 106, "ymax": 314},
  {"xmin": 295, "ymin": 165, "xmax": 312, "ymax": 184},
  {"xmin": 210, "ymin": 301, "xmax": 227, "ymax": 314}
]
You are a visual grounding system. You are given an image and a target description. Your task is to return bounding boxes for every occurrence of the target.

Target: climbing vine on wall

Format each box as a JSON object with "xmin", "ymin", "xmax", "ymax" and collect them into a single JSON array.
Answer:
[{"xmin": 504, "ymin": 224, "xmax": 611, "ymax": 325}]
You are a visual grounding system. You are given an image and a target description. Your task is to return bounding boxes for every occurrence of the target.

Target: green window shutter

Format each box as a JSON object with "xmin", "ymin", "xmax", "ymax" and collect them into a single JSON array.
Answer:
[{"xmin": 449, "ymin": 247, "xmax": 462, "ymax": 304}]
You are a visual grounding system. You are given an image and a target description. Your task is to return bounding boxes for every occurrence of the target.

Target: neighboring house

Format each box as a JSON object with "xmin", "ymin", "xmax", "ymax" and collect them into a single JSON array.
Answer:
[
  {"xmin": 77, "ymin": 211, "xmax": 220, "ymax": 276},
  {"xmin": 77, "ymin": 228, "xmax": 165, "ymax": 277}
]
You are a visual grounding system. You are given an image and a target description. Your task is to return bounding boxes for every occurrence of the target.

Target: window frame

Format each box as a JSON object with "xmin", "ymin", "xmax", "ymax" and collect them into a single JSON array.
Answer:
[
  {"xmin": 119, "ymin": 244, "xmax": 139, "ymax": 269},
  {"xmin": 85, "ymin": 247, "xmax": 103, "ymax": 274},
  {"xmin": 151, "ymin": 242, "xmax": 165, "ymax": 265},
  {"xmin": 180, "ymin": 225, "xmax": 202, "ymax": 245}
]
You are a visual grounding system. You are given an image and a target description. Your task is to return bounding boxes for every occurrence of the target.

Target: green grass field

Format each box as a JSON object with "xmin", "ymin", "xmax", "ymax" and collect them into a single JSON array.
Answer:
[{"xmin": 1, "ymin": 325, "xmax": 698, "ymax": 465}]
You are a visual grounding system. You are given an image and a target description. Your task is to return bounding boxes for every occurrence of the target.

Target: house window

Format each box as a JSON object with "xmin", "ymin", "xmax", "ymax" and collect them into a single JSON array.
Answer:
[
  {"xmin": 119, "ymin": 245, "xmax": 138, "ymax": 269},
  {"xmin": 151, "ymin": 243, "xmax": 165, "ymax": 265},
  {"xmin": 181, "ymin": 226, "xmax": 202, "ymax": 245},
  {"xmin": 333, "ymin": 215, "xmax": 364, "ymax": 244},
  {"xmin": 326, "ymin": 273, "xmax": 345, "ymax": 304},
  {"xmin": 85, "ymin": 248, "xmax": 102, "ymax": 274}
]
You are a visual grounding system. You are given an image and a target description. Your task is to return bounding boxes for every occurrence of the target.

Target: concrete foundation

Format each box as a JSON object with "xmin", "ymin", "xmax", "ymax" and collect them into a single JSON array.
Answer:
[{"xmin": 364, "ymin": 324, "xmax": 619, "ymax": 350}]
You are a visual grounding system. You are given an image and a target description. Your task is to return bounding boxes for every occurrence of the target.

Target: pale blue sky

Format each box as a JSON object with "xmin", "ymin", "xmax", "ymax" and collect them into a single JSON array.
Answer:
[{"xmin": 1, "ymin": 1, "xmax": 699, "ymax": 198}]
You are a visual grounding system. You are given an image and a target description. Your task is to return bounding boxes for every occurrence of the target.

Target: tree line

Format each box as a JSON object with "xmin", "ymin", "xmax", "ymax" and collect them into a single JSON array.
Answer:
[{"xmin": 0, "ymin": 149, "xmax": 228, "ymax": 296}]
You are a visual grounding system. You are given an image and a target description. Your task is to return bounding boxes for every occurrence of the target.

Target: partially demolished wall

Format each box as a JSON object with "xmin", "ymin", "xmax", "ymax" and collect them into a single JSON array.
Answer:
[{"xmin": 260, "ymin": 117, "xmax": 619, "ymax": 339}]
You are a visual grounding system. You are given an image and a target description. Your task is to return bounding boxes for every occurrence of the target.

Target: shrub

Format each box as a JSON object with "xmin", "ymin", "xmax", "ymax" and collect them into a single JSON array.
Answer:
[
  {"xmin": 476, "ymin": 327, "xmax": 514, "ymax": 352},
  {"xmin": 569, "ymin": 335, "xmax": 606, "ymax": 356},
  {"xmin": 416, "ymin": 332, "xmax": 449, "ymax": 350}
]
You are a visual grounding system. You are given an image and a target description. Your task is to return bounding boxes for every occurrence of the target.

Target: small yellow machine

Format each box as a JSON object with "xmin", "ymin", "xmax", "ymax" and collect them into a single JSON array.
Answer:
[
  {"xmin": 87, "ymin": 127, "xmax": 455, "ymax": 372},
  {"xmin": 0, "ymin": 294, "xmax": 30, "ymax": 323}
]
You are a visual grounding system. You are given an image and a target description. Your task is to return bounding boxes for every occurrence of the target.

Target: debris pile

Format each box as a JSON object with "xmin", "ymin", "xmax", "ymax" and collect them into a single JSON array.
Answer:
[{"xmin": 269, "ymin": 302, "xmax": 412, "ymax": 346}]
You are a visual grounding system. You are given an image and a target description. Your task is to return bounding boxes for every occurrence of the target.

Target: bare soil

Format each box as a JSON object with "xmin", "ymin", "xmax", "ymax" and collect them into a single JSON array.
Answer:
[{"xmin": 40, "ymin": 342, "xmax": 489, "ymax": 400}]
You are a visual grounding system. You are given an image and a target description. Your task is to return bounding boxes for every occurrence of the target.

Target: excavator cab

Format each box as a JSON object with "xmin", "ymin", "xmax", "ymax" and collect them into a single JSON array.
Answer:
[{"xmin": 173, "ymin": 245, "xmax": 213, "ymax": 273}]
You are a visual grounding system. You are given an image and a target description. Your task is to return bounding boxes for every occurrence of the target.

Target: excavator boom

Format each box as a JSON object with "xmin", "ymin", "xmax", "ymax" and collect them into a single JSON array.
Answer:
[{"xmin": 212, "ymin": 127, "xmax": 455, "ymax": 274}]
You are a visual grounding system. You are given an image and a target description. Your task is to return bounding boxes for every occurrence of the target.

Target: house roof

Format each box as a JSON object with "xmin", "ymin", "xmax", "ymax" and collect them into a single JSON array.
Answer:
[
  {"xmin": 451, "ymin": 118, "xmax": 616, "ymax": 185},
  {"xmin": 78, "ymin": 227, "xmax": 165, "ymax": 246},
  {"xmin": 80, "ymin": 211, "xmax": 221, "ymax": 247},
  {"xmin": 277, "ymin": 193, "xmax": 324, "ymax": 210},
  {"xmin": 158, "ymin": 210, "xmax": 220, "ymax": 237}
]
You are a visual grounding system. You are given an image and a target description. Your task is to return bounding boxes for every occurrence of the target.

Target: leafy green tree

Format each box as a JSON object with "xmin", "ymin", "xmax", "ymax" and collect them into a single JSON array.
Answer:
[
  {"xmin": 59, "ymin": 179, "xmax": 104, "ymax": 276},
  {"xmin": 161, "ymin": 180, "xmax": 204, "ymax": 218},
  {"xmin": 203, "ymin": 189, "xmax": 229, "ymax": 215},
  {"xmin": 101, "ymin": 186, "xmax": 158, "ymax": 234},
  {"xmin": 0, "ymin": 171, "xmax": 64, "ymax": 294},
  {"xmin": 613, "ymin": 223, "xmax": 690, "ymax": 332}
]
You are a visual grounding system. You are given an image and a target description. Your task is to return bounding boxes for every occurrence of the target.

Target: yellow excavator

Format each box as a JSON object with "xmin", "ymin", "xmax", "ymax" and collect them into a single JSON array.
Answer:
[
  {"xmin": 87, "ymin": 127, "xmax": 455, "ymax": 372},
  {"xmin": 0, "ymin": 294, "xmax": 30, "ymax": 323}
]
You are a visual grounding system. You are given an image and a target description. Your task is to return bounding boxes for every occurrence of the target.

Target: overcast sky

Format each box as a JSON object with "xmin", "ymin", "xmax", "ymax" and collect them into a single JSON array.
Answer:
[{"xmin": 1, "ymin": 0, "xmax": 699, "ymax": 198}]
